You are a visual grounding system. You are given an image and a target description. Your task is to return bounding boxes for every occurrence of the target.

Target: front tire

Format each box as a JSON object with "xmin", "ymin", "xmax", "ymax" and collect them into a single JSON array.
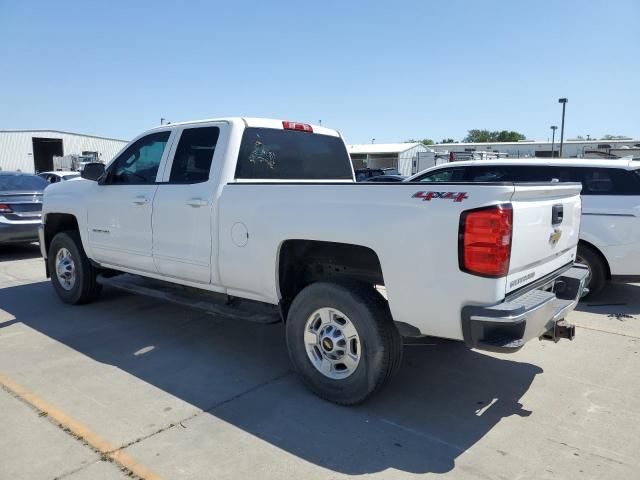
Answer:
[
  {"xmin": 576, "ymin": 243, "xmax": 607, "ymax": 297},
  {"xmin": 48, "ymin": 231, "xmax": 101, "ymax": 304},
  {"xmin": 286, "ymin": 280, "xmax": 402, "ymax": 405}
]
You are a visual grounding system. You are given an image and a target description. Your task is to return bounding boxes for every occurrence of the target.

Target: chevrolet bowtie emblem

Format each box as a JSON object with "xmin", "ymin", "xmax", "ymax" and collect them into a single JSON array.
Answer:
[{"xmin": 549, "ymin": 228, "xmax": 562, "ymax": 245}]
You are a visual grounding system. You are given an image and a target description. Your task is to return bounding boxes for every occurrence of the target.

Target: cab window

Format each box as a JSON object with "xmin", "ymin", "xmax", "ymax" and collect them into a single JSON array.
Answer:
[
  {"xmin": 107, "ymin": 132, "xmax": 170, "ymax": 184},
  {"xmin": 169, "ymin": 127, "xmax": 220, "ymax": 184}
]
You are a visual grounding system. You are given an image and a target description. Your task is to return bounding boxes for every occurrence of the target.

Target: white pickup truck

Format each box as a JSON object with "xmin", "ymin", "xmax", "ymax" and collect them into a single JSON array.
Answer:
[{"xmin": 39, "ymin": 117, "xmax": 588, "ymax": 404}]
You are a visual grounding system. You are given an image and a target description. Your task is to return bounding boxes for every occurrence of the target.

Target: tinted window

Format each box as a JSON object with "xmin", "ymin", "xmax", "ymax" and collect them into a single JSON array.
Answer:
[
  {"xmin": 416, "ymin": 167, "xmax": 465, "ymax": 182},
  {"xmin": 108, "ymin": 131, "xmax": 170, "ymax": 184},
  {"xmin": 0, "ymin": 174, "xmax": 48, "ymax": 191},
  {"xmin": 169, "ymin": 127, "xmax": 220, "ymax": 183},
  {"xmin": 465, "ymin": 165, "xmax": 552, "ymax": 182},
  {"xmin": 574, "ymin": 168, "xmax": 640, "ymax": 195},
  {"xmin": 235, "ymin": 128, "xmax": 352, "ymax": 180}
]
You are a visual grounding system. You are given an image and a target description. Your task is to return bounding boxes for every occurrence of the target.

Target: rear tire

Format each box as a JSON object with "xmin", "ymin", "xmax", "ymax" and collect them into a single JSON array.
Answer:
[
  {"xmin": 576, "ymin": 243, "xmax": 607, "ymax": 297},
  {"xmin": 48, "ymin": 231, "xmax": 101, "ymax": 304},
  {"xmin": 286, "ymin": 280, "xmax": 402, "ymax": 405}
]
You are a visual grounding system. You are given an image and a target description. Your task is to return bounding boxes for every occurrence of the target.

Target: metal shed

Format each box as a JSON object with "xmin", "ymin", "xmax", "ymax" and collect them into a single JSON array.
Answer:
[
  {"xmin": 347, "ymin": 143, "xmax": 432, "ymax": 176},
  {"xmin": 0, "ymin": 130, "xmax": 128, "ymax": 173}
]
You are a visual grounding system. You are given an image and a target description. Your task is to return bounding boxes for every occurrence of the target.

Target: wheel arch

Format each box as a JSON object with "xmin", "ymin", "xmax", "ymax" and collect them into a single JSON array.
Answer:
[
  {"xmin": 276, "ymin": 239, "xmax": 385, "ymax": 320},
  {"xmin": 44, "ymin": 213, "xmax": 80, "ymax": 257},
  {"xmin": 578, "ymin": 239, "xmax": 611, "ymax": 279}
]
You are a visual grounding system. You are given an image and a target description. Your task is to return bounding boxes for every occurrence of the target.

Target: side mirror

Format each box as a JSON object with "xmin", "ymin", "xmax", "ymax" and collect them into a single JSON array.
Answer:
[{"xmin": 81, "ymin": 163, "xmax": 105, "ymax": 182}]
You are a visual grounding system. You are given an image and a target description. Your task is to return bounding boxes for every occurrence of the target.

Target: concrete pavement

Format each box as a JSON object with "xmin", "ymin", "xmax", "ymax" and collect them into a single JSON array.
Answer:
[{"xmin": 0, "ymin": 243, "xmax": 638, "ymax": 479}]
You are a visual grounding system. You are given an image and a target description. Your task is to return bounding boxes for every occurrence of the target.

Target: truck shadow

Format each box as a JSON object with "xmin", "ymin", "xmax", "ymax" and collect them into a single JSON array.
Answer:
[
  {"xmin": 0, "ymin": 281, "xmax": 542, "ymax": 475},
  {"xmin": 0, "ymin": 243, "xmax": 41, "ymax": 262}
]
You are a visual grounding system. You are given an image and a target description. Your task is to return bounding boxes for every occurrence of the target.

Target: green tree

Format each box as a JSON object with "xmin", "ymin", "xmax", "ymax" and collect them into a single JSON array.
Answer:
[
  {"xmin": 405, "ymin": 138, "xmax": 434, "ymax": 145},
  {"xmin": 464, "ymin": 129, "xmax": 526, "ymax": 143},
  {"xmin": 440, "ymin": 138, "xmax": 455, "ymax": 144}
]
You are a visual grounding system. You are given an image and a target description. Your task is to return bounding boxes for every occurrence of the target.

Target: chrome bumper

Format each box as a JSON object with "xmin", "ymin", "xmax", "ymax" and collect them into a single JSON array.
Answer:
[
  {"xmin": 461, "ymin": 265, "xmax": 588, "ymax": 353},
  {"xmin": 38, "ymin": 224, "xmax": 47, "ymax": 259}
]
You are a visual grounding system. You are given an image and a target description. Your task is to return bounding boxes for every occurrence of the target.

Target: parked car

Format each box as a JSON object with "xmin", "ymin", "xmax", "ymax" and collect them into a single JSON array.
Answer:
[
  {"xmin": 0, "ymin": 171, "xmax": 47, "ymax": 245},
  {"xmin": 409, "ymin": 158, "xmax": 640, "ymax": 295},
  {"xmin": 364, "ymin": 174, "xmax": 406, "ymax": 182},
  {"xmin": 354, "ymin": 168, "xmax": 384, "ymax": 181},
  {"xmin": 40, "ymin": 117, "xmax": 586, "ymax": 404},
  {"xmin": 355, "ymin": 168, "xmax": 403, "ymax": 181},
  {"xmin": 39, "ymin": 171, "xmax": 81, "ymax": 184}
]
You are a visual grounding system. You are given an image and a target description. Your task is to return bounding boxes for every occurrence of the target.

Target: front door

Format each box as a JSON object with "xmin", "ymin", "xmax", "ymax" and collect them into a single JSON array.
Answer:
[
  {"xmin": 152, "ymin": 124, "xmax": 224, "ymax": 284},
  {"xmin": 86, "ymin": 130, "xmax": 173, "ymax": 272}
]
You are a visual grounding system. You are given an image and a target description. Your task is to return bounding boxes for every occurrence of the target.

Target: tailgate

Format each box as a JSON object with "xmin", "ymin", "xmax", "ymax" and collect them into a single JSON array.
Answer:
[{"xmin": 506, "ymin": 183, "xmax": 582, "ymax": 294}]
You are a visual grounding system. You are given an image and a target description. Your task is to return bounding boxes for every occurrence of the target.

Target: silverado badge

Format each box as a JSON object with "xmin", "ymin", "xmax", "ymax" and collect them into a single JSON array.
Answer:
[{"xmin": 549, "ymin": 228, "xmax": 562, "ymax": 245}]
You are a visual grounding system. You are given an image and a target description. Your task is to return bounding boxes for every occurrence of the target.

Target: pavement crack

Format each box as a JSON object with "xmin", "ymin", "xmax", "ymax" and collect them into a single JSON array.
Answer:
[
  {"xmin": 110, "ymin": 370, "xmax": 293, "ymax": 456},
  {"xmin": 204, "ymin": 370, "xmax": 293, "ymax": 412},
  {"xmin": 574, "ymin": 324, "xmax": 640, "ymax": 339}
]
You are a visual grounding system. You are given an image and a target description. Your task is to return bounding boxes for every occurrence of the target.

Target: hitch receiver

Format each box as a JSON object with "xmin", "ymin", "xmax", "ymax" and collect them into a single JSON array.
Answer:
[{"xmin": 541, "ymin": 320, "xmax": 575, "ymax": 343}]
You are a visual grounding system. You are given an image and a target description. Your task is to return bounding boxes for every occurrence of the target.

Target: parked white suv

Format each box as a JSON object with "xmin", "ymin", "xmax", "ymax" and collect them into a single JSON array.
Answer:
[{"xmin": 410, "ymin": 158, "xmax": 640, "ymax": 295}]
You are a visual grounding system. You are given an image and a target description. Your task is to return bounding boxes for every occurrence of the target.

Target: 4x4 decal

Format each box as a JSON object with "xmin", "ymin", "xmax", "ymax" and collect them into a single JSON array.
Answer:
[{"xmin": 413, "ymin": 191, "xmax": 468, "ymax": 202}]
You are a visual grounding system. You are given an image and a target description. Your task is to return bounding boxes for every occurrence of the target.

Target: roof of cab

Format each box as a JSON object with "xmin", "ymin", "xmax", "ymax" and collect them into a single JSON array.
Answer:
[{"xmin": 147, "ymin": 117, "xmax": 341, "ymax": 138}]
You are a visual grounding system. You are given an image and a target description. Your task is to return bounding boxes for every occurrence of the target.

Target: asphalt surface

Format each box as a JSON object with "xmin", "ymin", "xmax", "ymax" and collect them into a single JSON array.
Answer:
[{"xmin": 0, "ymin": 243, "xmax": 639, "ymax": 479}]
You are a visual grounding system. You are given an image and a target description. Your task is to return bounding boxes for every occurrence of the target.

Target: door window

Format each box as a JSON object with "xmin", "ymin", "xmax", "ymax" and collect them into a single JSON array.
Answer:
[
  {"xmin": 169, "ymin": 127, "xmax": 220, "ymax": 183},
  {"xmin": 415, "ymin": 167, "xmax": 465, "ymax": 182},
  {"xmin": 107, "ymin": 132, "xmax": 170, "ymax": 184}
]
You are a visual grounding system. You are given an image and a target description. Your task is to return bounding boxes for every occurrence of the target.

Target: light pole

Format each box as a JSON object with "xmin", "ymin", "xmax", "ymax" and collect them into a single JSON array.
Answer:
[
  {"xmin": 558, "ymin": 98, "xmax": 568, "ymax": 157},
  {"xmin": 550, "ymin": 125, "xmax": 558, "ymax": 158}
]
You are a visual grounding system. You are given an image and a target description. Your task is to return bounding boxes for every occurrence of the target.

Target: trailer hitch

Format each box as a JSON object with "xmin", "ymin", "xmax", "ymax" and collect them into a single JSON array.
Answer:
[{"xmin": 540, "ymin": 319, "xmax": 575, "ymax": 343}]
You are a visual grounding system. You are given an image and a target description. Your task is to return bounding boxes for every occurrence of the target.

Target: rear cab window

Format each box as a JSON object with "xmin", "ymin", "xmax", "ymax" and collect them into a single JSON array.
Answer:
[{"xmin": 235, "ymin": 128, "xmax": 352, "ymax": 180}]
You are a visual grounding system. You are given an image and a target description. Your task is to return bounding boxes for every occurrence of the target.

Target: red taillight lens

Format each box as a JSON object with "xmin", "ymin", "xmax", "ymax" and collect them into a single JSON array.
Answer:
[
  {"xmin": 0, "ymin": 204, "xmax": 13, "ymax": 213},
  {"xmin": 459, "ymin": 205, "xmax": 512, "ymax": 277},
  {"xmin": 282, "ymin": 121, "xmax": 313, "ymax": 133}
]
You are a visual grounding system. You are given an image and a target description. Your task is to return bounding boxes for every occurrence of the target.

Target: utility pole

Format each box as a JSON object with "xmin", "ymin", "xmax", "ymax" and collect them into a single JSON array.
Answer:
[
  {"xmin": 558, "ymin": 98, "xmax": 568, "ymax": 157},
  {"xmin": 550, "ymin": 125, "xmax": 558, "ymax": 158},
  {"xmin": 160, "ymin": 117, "xmax": 166, "ymax": 125}
]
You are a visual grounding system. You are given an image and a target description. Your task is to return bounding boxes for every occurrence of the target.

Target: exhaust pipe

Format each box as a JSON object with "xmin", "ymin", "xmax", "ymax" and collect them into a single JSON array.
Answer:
[{"xmin": 541, "ymin": 319, "xmax": 575, "ymax": 343}]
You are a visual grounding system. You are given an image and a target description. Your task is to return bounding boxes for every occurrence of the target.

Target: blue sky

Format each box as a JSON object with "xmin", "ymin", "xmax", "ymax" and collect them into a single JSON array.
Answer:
[{"xmin": 1, "ymin": 0, "xmax": 638, "ymax": 143}]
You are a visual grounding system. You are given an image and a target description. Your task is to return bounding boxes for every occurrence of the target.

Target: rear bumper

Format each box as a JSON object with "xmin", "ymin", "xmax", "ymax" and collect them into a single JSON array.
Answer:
[
  {"xmin": 461, "ymin": 265, "xmax": 588, "ymax": 353},
  {"xmin": 0, "ymin": 221, "xmax": 40, "ymax": 244}
]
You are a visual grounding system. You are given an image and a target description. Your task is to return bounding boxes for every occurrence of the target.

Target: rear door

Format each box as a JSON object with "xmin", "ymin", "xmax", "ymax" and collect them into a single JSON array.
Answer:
[
  {"xmin": 568, "ymin": 166, "xmax": 640, "ymax": 275},
  {"xmin": 152, "ymin": 123, "xmax": 226, "ymax": 284}
]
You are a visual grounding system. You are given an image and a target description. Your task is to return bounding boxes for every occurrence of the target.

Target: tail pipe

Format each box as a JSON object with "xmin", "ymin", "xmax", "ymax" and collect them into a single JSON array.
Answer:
[{"xmin": 541, "ymin": 319, "xmax": 575, "ymax": 343}]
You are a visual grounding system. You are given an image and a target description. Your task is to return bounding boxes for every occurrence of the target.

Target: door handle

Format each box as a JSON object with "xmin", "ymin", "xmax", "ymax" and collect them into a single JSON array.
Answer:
[
  {"xmin": 187, "ymin": 198, "xmax": 208, "ymax": 207},
  {"xmin": 132, "ymin": 196, "xmax": 149, "ymax": 205}
]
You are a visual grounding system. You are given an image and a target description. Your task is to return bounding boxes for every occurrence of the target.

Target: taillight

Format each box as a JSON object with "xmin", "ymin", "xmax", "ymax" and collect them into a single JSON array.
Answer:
[
  {"xmin": 282, "ymin": 121, "xmax": 313, "ymax": 133},
  {"xmin": 0, "ymin": 204, "xmax": 13, "ymax": 214},
  {"xmin": 459, "ymin": 204, "xmax": 512, "ymax": 277}
]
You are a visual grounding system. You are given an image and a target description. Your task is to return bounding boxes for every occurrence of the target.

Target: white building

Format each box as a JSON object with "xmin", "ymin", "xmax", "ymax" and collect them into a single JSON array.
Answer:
[
  {"xmin": 0, "ymin": 130, "xmax": 128, "ymax": 173},
  {"xmin": 428, "ymin": 138, "xmax": 640, "ymax": 159},
  {"xmin": 348, "ymin": 143, "xmax": 432, "ymax": 176}
]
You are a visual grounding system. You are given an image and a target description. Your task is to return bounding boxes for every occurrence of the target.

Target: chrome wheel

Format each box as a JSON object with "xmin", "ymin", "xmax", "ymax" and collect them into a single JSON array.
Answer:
[
  {"xmin": 304, "ymin": 307, "xmax": 361, "ymax": 379},
  {"xmin": 55, "ymin": 247, "xmax": 76, "ymax": 291}
]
